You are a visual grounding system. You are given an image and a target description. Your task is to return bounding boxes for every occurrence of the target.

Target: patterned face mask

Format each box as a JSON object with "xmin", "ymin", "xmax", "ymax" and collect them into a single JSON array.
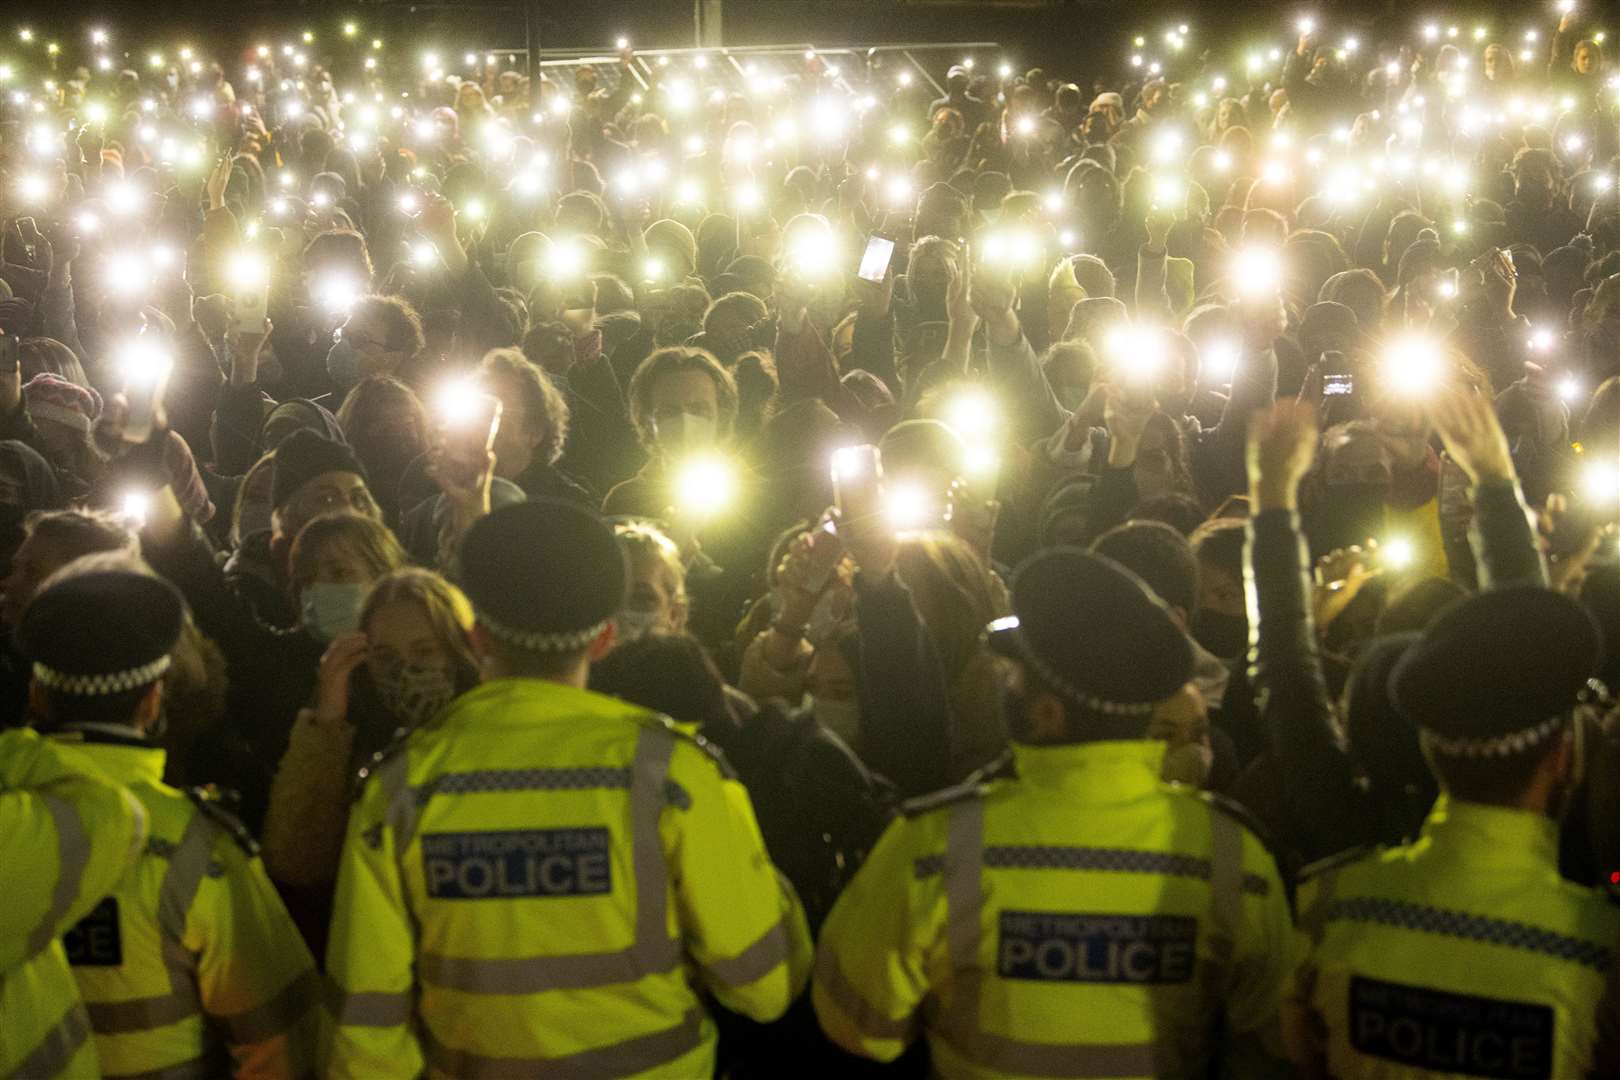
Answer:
[{"xmin": 370, "ymin": 658, "xmax": 458, "ymax": 728}]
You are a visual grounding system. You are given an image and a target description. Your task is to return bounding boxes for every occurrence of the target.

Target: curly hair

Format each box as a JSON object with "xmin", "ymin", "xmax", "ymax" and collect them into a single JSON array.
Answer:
[
  {"xmin": 626, "ymin": 346, "xmax": 739, "ymax": 449},
  {"xmin": 479, "ymin": 347, "xmax": 570, "ymax": 466}
]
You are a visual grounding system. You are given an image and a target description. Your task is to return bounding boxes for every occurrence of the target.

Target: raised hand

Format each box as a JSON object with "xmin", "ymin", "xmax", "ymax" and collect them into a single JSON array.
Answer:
[{"xmin": 1246, "ymin": 398, "xmax": 1320, "ymax": 511}]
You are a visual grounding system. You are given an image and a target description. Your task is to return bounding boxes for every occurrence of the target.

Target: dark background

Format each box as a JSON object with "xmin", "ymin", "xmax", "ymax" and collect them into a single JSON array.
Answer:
[{"xmin": 1, "ymin": 0, "xmax": 1542, "ymax": 90}]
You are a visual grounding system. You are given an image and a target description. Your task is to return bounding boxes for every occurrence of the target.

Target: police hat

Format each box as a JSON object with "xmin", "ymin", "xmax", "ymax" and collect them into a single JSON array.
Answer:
[
  {"xmin": 987, "ymin": 548, "xmax": 1193, "ymax": 721},
  {"xmin": 1390, "ymin": 586, "xmax": 1603, "ymax": 758},
  {"xmin": 17, "ymin": 570, "xmax": 184, "ymax": 696},
  {"xmin": 457, "ymin": 500, "xmax": 626, "ymax": 653}
]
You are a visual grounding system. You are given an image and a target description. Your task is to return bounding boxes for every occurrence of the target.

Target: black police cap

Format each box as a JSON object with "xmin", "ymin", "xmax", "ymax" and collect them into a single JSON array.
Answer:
[
  {"xmin": 457, "ymin": 499, "xmax": 626, "ymax": 652},
  {"xmin": 988, "ymin": 547, "xmax": 1193, "ymax": 719},
  {"xmin": 18, "ymin": 570, "xmax": 184, "ymax": 696},
  {"xmin": 1391, "ymin": 585, "xmax": 1602, "ymax": 748}
]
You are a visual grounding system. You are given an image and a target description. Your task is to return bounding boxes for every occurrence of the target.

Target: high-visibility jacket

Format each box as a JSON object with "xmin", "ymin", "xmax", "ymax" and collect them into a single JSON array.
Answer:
[
  {"xmin": 1, "ymin": 728, "xmax": 148, "ymax": 1079},
  {"xmin": 326, "ymin": 678, "xmax": 813, "ymax": 1079},
  {"xmin": 814, "ymin": 739, "xmax": 1295, "ymax": 1079},
  {"xmin": 49, "ymin": 727, "xmax": 324, "ymax": 1079},
  {"xmin": 1290, "ymin": 795, "xmax": 1620, "ymax": 1078}
]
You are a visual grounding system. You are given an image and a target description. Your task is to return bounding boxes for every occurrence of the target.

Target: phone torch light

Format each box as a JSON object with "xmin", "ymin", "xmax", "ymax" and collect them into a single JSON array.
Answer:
[
  {"xmin": 412, "ymin": 242, "xmax": 438, "ymax": 269},
  {"xmin": 1298, "ymin": 16, "xmax": 1316, "ymax": 34},
  {"xmin": 642, "ymin": 258, "xmax": 665, "ymax": 282},
  {"xmin": 1437, "ymin": 278, "xmax": 1457, "ymax": 299},
  {"xmin": 1381, "ymin": 334, "xmax": 1444, "ymax": 396},
  {"xmin": 1530, "ymin": 327, "xmax": 1557, "ymax": 352},
  {"xmin": 310, "ymin": 190, "xmax": 332, "ymax": 209},
  {"xmin": 944, "ymin": 387, "xmax": 999, "ymax": 441},
  {"xmin": 16, "ymin": 173, "xmax": 47, "ymax": 203},
  {"xmin": 1232, "ymin": 247, "xmax": 1282, "ymax": 298},
  {"xmin": 962, "ymin": 444, "xmax": 1000, "ymax": 480},
  {"xmin": 1582, "ymin": 461, "xmax": 1620, "ymax": 504},
  {"xmin": 884, "ymin": 483, "xmax": 934, "ymax": 532},
  {"xmin": 121, "ymin": 491, "xmax": 151, "ymax": 529},
  {"xmin": 119, "ymin": 339, "xmax": 173, "ymax": 388},
  {"xmin": 104, "ymin": 252, "xmax": 152, "ymax": 297},
  {"xmin": 461, "ymin": 198, "xmax": 486, "ymax": 222},
  {"xmin": 436, "ymin": 378, "xmax": 484, "ymax": 427},
  {"xmin": 674, "ymin": 454, "xmax": 738, "ymax": 519},
  {"xmin": 397, "ymin": 192, "xmax": 418, "ymax": 216},
  {"xmin": 1014, "ymin": 114, "xmax": 1036, "ymax": 137},
  {"xmin": 1558, "ymin": 376, "xmax": 1582, "ymax": 402},
  {"xmin": 830, "ymin": 445, "xmax": 872, "ymax": 485},
  {"xmin": 733, "ymin": 183, "xmax": 764, "ymax": 212},
  {"xmin": 317, "ymin": 275, "xmax": 360, "ymax": 316},
  {"xmin": 546, "ymin": 240, "xmax": 585, "ymax": 280},
  {"xmin": 1203, "ymin": 340, "xmax": 1240, "ymax": 383},
  {"xmin": 1108, "ymin": 325, "xmax": 1169, "ymax": 382},
  {"xmin": 1381, "ymin": 536, "xmax": 1416, "ymax": 571}
]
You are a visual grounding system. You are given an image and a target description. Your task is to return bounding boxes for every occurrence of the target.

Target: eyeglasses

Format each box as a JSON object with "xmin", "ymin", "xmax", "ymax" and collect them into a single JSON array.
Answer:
[
  {"xmin": 296, "ymin": 485, "xmax": 375, "ymax": 517},
  {"xmin": 335, "ymin": 324, "xmax": 388, "ymax": 353}
]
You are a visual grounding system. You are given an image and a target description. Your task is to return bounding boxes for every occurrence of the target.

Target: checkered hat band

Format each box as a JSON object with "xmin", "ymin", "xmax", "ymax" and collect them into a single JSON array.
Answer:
[
  {"xmin": 477, "ymin": 610, "xmax": 609, "ymax": 654},
  {"xmin": 1015, "ymin": 635, "xmax": 1156, "ymax": 720},
  {"xmin": 33, "ymin": 655, "xmax": 171, "ymax": 696},
  {"xmin": 1420, "ymin": 714, "xmax": 1566, "ymax": 760}
]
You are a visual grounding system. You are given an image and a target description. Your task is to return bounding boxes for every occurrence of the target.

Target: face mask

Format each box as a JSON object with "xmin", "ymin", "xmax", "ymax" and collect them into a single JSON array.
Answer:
[
  {"xmin": 653, "ymin": 411, "xmax": 717, "ymax": 454},
  {"xmin": 371, "ymin": 659, "xmax": 457, "ymax": 727},
  {"xmin": 301, "ymin": 582, "xmax": 368, "ymax": 643},
  {"xmin": 615, "ymin": 608, "xmax": 664, "ymax": 644},
  {"xmin": 810, "ymin": 695, "xmax": 861, "ymax": 743},
  {"xmin": 325, "ymin": 339, "xmax": 362, "ymax": 388},
  {"xmin": 1190, "ymin": 610, "xmax": 1248, "ymax": 661},
  {"xmin": 1161, "ymin": 741, "xmax": 1214, "ymax": 787}
]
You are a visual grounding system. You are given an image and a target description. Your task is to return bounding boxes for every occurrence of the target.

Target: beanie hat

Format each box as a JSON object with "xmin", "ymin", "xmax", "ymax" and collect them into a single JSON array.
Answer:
[
  {"xmin": 0, "ymin": 297, "xmax": 35, "ymax": 335},
  {"xmin": 23, "ymin": 373, "xmax": 103, "ymax": 433},
  {"xmin": 457, "ymin": 500, "xmax": 627, "ymax": 653},
  {"xmin": 18, "ymin": 570, "xmax": 184, "ymax": 696},
  {"xmin": 644, "ymin": 219, "xmax": 697, "ymax": 275},
  {"xmin": 270, "ymin": 429, "xmax": 368, "ymax": 510}
]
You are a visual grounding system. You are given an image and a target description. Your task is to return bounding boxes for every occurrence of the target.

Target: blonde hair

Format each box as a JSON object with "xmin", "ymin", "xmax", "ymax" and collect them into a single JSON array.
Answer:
[
  {"xmin": 614, "ymin": 521, "xmax": 687, "ymax": 602},
  {"xmin": 287, "ymin": 513, "xmax": 408, "ymax": 597},
  {"xmin": 361, "ymin": 568, "xmax": 480, "ymax": 686}
]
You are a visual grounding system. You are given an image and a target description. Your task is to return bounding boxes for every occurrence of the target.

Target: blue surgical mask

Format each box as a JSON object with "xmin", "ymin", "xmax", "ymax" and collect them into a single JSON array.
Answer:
[
  {"xmin": 301, "ymin": 582, "xmax": 368, "ymax": 643},
  {"xmin": 325, "ymin": 339, "xmax": 362, "ymax": 389}
]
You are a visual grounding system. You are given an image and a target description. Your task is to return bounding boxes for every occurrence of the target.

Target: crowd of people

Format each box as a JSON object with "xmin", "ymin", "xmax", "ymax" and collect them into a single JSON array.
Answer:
[{"xmin": 2, "ymin": 3, "xmax": 1620, "ymax": 1077}]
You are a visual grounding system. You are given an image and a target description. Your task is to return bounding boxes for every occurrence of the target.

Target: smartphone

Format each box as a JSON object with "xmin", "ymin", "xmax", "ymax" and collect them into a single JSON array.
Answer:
[
  {"xmin": 122, "ymin": 355, "xmax": 171, "ymax": 445},
  {"xmin": 831, "ymin": 444, "xmax": 882, "ymax": 523},
  {"xmin": 1436, "ymin": 267, "xmax": 1459, "ymax": 301},
  {"xmin": 857, "ymin": 236, "xmax": 896, "ymax": 283},
  {"xmin": 444, "ymin": 393, "xmax": 503, "ymax": 457},
  {"xmin": 1323, "ymin": 373, "xmax": 1355, "ymax": 397},
  {"xmin": 232, "ymin": 277, "xmax": 270, "ymax": 334},
  {"xmin": 801, "ymin": 519, "xmax": 844, "ymax": 594}
]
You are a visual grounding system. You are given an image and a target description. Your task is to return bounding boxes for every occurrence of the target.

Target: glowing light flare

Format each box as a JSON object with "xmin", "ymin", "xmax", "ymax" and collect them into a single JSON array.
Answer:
[{"xmin": 1381, "ymin": 334, "xmax": 1445, "ymax": 396}]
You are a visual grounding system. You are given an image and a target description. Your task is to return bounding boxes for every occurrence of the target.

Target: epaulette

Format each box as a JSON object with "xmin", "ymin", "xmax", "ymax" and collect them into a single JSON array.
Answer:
[
  {"xmin": 637, "ymin": 712, "xmax": 737, "ymax": 780},
  {"xmin": 1297, "ymin": 844, "xmax": 1378, "ymax": 884},
  {"xmin": 185, "ymin": 787, "xmax": 258, "ymax": 857},
  {"xmin": 1194, "ymin": 789, "xmax": 1278, "ymax": 847},
  {"xmin": 899, "ymin": 751, "xmax": 1017, "ymax": 819}
]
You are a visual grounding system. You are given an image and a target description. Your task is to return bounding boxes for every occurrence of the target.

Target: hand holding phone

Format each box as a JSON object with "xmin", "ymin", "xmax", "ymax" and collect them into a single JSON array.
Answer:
[
  {"xmin": 856, "ymin": 236, "xmax": 896, "ymax": 283},
  {"xmin": 119, "ymin": 338, "xmax": 172, "ymax": 445}
]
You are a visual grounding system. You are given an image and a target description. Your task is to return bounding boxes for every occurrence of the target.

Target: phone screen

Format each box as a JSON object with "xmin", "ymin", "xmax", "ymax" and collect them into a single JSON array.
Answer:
[
  {"xmin": 1323, "ymin": 373, "xmax": 1355, "ymax": 397},
  {"xmin": 857, "ymin": 236, "xmax": 896, "ymax": 283},
  {"xmin": 232, "ymin": 284, "xmax": 270, "ymax": 333}
]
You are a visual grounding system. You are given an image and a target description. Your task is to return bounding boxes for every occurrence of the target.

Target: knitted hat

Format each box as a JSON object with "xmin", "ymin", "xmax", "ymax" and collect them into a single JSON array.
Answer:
[
  {"xmin": 23, "ymin": 373, "xmax": 103, "ymax": 433},
  {"xmin": 270, "ymin": 429, "xmax": 368, "ymax": 511},
  {"xmin": 0, "ymin": 297, "xmax": 34, "ymax": 335},
  {"xmin": 18, "ymin": 570, "xmax": 184, "ymax": 696},
  {"xmin": 457, "ymin": 500, "xmax": 626, "ymax": 653}
]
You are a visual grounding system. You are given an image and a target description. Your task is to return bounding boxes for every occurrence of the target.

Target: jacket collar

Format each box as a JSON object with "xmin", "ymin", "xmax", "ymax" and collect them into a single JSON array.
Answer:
[
  {"xmin": 1009, "ymin": 739, "xmax": 1168, "ymax": 801},
  {"xmin": 1417, "ymin": 794, "xmax": 1559, "ymax": 868},
  {"xmin": 49, "ymin": 724, "xmax": 166, "ymax": 785}
]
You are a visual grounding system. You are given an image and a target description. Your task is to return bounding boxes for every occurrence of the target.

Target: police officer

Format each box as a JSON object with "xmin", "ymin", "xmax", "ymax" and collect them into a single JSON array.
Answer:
[
  {"xmin": 19, "ymin": 566, "xmax": 325, "ymax": 1078},
  {"xmin": 1285, "ymin": 585, "xmax": 1620, "ymax": 1078},
  {"xmin": 327, "ymin": 499, "xmax": 812, "ymax": 1078},
  {"xmin": 1, "ymin": 726, "xmax": 146, "ymax": 1076},
  {"xmin": 813, "ymin": 548, "xmax": 1295, "ymax": 1078}
]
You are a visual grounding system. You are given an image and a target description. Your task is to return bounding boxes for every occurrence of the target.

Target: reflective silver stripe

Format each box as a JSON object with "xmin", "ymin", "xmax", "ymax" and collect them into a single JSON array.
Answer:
[
  {"xmin": 155, "ymin": 812, "xmax": 217, "ymax": 1021},
  {"xmin": 326, "ymin": 979, "xmax": 412, "ymax": 1028},
  {"xmin": 935, "ymin": 799, "xmax": 1165, "ymax": 1078},
  {"xmin": 422, "ymin": 1007, "xmax": 704, "ymax": 1079},
  {"xmin": 1206, "ymin": 806, "xmax": 1243, "ymax": 969},
  {"xmin": 10, "ymin": 1001, "xmax": 91, "ymax": 1079},
  {"xmin": 105, "ymin": 1056, "xmax": 211, "ymax": 1080},
  {"xmin": 418, "ymin": 936, "xmax": 682, "ymax": 994},
  {"xmin": 1300, "ymin": 867, "xmax": 1341, "ymax": 947},
  {"xmin": 28, "ymin": 793, "xmax": 90, "ymax": 957},
  {"xmin": 415, "ymin": 728, "xmax": 680, "ymax": 997},
  {"xmin": 377, "ymin": 751, "xmax": 420, "ymax": 856},
  {"xmin": 813, "ymin": 942, "xmax": 914, "ymax": 1039},
  {"xmin": 704, "ymin": 919, "xmax": 790, "ymax": 989},
  {"xmin": 84, "ymin": 992, "xmax": 197, "ymax": 1034},
  {"xmin": 214, "ymin": 968, "xmax": 319, "ymax": 1044}
]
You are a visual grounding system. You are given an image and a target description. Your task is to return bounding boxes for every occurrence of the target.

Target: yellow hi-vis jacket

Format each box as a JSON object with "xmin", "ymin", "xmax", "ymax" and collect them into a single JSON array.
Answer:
[
  {"xmin": 326, "ymin": 678, "xmax": 813, "ymax": 1079},
  {"xmin": 1, "ymin": 728, "xmax": 147, "ymax": 1079},
  {"xmin": 814, "ymin": 740, "xmax": 1295, "ymax": 1079},
  {"xmin": 1289, "ymin": 795, "xmax": 1620, "ymax": 1079},
  {"xmin": 50, "ymin": 728, "xmax": 324, "ymax": 1079}
]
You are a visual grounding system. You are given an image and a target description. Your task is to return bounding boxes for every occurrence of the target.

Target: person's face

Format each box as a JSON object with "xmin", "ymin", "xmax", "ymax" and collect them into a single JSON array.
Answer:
[
  {"xmin": 1, "ymin": 532, "xmax": 68, "ymax": 626},
  {"xmin": 1576, "ymin": 45, "xmax": 1596, "ymax": 74},
  {"xmin": 1133, "ymin": 422, "xmax": 1177, "ymax": 500},
  {"xmin": 304, "ymin": 539, "xmax": 374, "ymax": 591},
  {"xmin": 342, "ymin": 310, "xmax": 406, "ymax": 379},
  {"xmin": 649, "ymin": 368, "xmax": 720, "ymax": 445},
  {"xmin": 1195, "ymin": 561, "xmax": 1245, "ymax": 618},
  {"xmin": 1143, "ymin": 85, "xmax": 1165, "ymax": 113},
  {"xmin": 1217, "ymin": 100, "xmax": 1238, "ymax": 128},
  {"xmin": 1147, "ymin": 682, "xmax": 1209, "ymax": 753},
  {"xmin": 485, "ymin": 373, "xmax": 539, "ymax": 479},
  {"xmin": 365, "ymin": 598, "xmax": 452, "ymax": 677},
  {"xmin": 625, "ymin": 554, "xmax": 687, "ymax": 634},
  {"xmin": 280, "ymin": 472, "xmax": 377, "ymax": 542},
  {"xmin": 1485, "ymin": 46, "xmax": 1504, "ymax": 79}
]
